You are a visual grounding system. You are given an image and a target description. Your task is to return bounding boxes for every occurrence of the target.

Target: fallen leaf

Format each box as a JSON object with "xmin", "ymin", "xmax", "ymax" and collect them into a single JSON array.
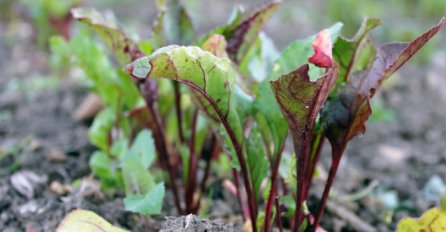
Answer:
[
  {"xmin": 57, "ymin": 209, "xmax": 128, "ymax": 232},
  {"xmin": 397, "ymin": 208, "xmax": 446, "ymax": 232}
]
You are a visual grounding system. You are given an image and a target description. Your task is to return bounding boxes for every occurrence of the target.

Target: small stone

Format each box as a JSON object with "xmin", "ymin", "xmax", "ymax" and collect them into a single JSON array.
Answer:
[
  {"xmin": 48, "ymin": 150, "xmax": 67, "ymax": 162},
  {"xmin": 50, "ymin": 181, "xmax": 72, "ymax": 195},
  {"xmin": 28, "ymin": 139, "xmax": 41, "ymax": 151},
  {"xmin": 10, "ymin": 170, "xmax": 47, "ymax": 199}
]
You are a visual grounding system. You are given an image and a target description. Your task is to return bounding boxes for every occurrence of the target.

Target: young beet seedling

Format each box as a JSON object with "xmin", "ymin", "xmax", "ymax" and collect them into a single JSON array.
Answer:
[{"xmin": 60, "ymin": 0, "xmax": 445, "ymax": 230}]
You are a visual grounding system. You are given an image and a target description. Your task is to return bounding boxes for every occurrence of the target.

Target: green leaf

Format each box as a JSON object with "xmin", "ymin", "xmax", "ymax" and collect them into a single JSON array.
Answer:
[
  {"xmin": 88, "ymin": 109, "xmax": 115, "ymax": 152},
  {"xmin": 123, "ymin": 182, "xmax": 165, "ymax": 215},
  {"xmin": 151, "ymin": 0, "xmax": 195, "ymax": 47},
  {"xmin": 322, "ymin": 18, "xmax": 445, "ymax": 156},
  {"xmin": 397, "ymin": 208, "xmax": 446, "ymax": 232},
  {"xmin": 127, "ymin": 130, "xmax": 156, "ymax": 169},
  {"xmin": 71, "ymin": 7, "xmax": 140, "ymax": 64},
  {"xmin": 121, "ymin": 130, "xmax": 156, "ymax": 195},
  {"xmin": 89, "ymin": 151, "xmax": 124, "ymax": 190},
  {"xmin": 125, "ymin": 46, "xmax": 244, "ymax": 143},
  {"xmin": 56, "ymin": 209, "xmax": 128, "ymax": 232},
  {"xmin": 247, "ymin": 126, "xmax": 269, "ymax": 200},
  {"xmin": 333, "ymin": 17, "xmax": 381, "ymax": 85}
]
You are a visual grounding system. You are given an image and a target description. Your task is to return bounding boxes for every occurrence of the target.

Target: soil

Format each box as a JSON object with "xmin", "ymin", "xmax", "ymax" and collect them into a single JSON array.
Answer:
[
  {"xmin": 1, "ymin": 1, "xmax": 446, "ymax": 232},
  {"xmin": 160, "ymin": 215, "xmax": 233, "ymax": 232}
]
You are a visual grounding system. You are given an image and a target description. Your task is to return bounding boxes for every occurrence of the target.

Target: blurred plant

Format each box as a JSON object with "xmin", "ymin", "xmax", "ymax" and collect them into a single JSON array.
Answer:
[
  {"xmin": 51, "ymin": 0, "xmax": 445, "ymax": 231},
  {"xmin": 21, "ymin": 0, "xmax": 82, "ymax": 47}
]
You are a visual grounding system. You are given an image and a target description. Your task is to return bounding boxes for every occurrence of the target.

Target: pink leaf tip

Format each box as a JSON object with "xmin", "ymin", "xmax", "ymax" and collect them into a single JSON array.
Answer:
[{"xmin": 308, "ymin": 29, "xmax": 333, "ymax": 68}]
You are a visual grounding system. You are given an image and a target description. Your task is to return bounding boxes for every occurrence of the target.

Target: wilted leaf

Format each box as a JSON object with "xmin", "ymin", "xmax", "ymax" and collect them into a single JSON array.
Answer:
[
  {"xmin": 397, "ymin": 208, "xmax": 446, "ymax": 232},
  {"xmin": 322, "ymin": 17, "xmax": 445, "ymax": 156},
  {"xmin": 71, "ymin": 7, "xmax": 141, "ymax": 64},
  {"xmin": 124, "ymin": 182, "xmax": 165, "ymax": 215},
  {"xmin": 56, "ymin": 209, "xmax": 128, "ymax": 232},
  {"xmin": 308, "ymin": 30, "xmax": 333, "ymax": 68}
]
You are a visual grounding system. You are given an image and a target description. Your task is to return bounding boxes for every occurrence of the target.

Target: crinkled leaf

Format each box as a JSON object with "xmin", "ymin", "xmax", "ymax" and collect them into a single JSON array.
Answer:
[
  {"xmin": 71, "ymin": 7, "xmax": 140, "ymax": 64},
  {"xmin": 197, "ymin": 1, "xmax": 280, "ymax": 64},
  {"xmin": 323, "ymin": 17, "xmax": 445, "ymax": 155},
  {"xmin": 255, "ymin": 23, "xmax": 343, "ymax": 156},
  {"xmin": 56, "ymin": 209, "xmax": 128, "ymax": 232},
  {"xmin": 123, "ymin": 182, "xmax": 165, "ymax": 215},
  {"xmin": 271, "ymin": 64, "xmax": 338, "ymax": 159},
  {"xmin": 125, "ymin": 46, "xmax": 244, "ymax": 143},
  {"xmin": 333, "ymin": 17, "xmax": 382, "ymax": 84},
  {"xmin": 397, "ymin": 208, "xmax": 446, "ymax": 232}
]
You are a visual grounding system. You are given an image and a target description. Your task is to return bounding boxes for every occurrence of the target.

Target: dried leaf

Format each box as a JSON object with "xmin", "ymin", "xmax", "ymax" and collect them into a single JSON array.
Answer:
[{"xmin": 56, "ymin": 209, "xmax": 128, "ymax": 232}]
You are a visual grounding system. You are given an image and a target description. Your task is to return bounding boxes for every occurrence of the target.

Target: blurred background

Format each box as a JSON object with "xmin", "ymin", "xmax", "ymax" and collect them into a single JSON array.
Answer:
[{"xmin": 0, "ymin": 0, "xmax": 445, "ymax": 231}]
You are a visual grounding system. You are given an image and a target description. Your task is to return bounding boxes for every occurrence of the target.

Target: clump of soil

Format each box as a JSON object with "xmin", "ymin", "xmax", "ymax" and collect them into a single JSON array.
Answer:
[{"xmin": 161, "ymin": 214, "xmax": 233, "ymax": 232}]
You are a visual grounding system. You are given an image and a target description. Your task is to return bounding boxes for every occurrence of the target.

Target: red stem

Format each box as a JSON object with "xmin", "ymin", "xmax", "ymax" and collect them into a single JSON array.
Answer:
[
  {"xmin": 173, "ymin": 82, "xmax": 185, "ymax": 142},
  {"xmin": 311, "ymin": 145, "xmax": 346, "ymax": 231},
  {"xmin": 185, "ymin": 109, "xmax": 199, "ymax": 213},
  {"xmin": 304, "ymin": 135, "xmax": 325, "ymax": 199},
  {"xmin": 275, "ymin": 197, "xmax": 284, "ymax": 232},
  {"xmin": 178, "ymin": 79, "xmax": 258, "ymax": 232},
  {"xmin": 143, "ymin": 80, "xmax": 183, "ymax": 214},
  {"xmin": 232, "ymin": 168, "xmax": 249, "ymax": 220},
  {"xmin": 263, "ymin": 143, "xmax": 286, "ymax": 232},
  {"xmin": 195, "ymin": 134, "xmax": 220, "ymax": 212}
]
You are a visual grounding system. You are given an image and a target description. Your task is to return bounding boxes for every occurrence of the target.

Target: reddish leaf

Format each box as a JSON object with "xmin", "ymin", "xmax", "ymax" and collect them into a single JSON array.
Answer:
[
  {"xmin": 224, "ymin": 1, "xmax": 280, "ymax": 63},
  {"xmin": 322, "ymin": 17, "xmax": 445, "ymax": 156},
  {"xmin": 271, "ymin": 64, "xmax": 338, "ymax": 157},
  {"xmin": 308, "ymin": 29, "xmax": 333, "ymax": 68}
]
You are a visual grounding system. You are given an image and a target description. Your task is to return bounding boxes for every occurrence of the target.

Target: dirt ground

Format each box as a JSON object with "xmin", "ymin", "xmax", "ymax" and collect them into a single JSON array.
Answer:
[{"xmin": 1, "ymin": 1, "xmax": 446, "ymax": 232}]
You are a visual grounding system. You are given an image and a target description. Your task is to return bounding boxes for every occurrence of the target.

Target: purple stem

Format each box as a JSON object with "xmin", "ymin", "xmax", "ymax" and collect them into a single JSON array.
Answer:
[
  {"xmin": 142, "ymin": 80, "xmax": 183, "ymax": 214},
  {"xmin": 185, "ymin": 109, "xmax": 199, "ymax": 213},
  {"xmin": 173, "ymin": 82, "xmax": 185, "ymax": 143},
  {"xmin": 311, "ymin": 145, "xmax": 346, "ymax": 231},
  {"xmin": 177, "ymin": 79, "xmax": 258, "ymax": 232}
]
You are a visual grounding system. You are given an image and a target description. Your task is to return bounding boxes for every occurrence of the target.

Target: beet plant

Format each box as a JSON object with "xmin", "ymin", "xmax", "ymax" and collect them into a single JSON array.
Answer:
[{"xmin": 51, "ymin": 0, "xmax": 445, "ymax": 231}]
